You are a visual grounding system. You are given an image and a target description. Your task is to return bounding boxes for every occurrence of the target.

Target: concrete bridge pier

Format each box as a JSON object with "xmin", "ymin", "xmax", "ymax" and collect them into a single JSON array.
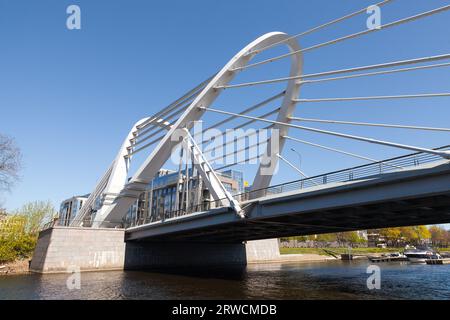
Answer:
[{"xmin": 124, "ymin": 239, "xmax": 281, "ymax": 269}]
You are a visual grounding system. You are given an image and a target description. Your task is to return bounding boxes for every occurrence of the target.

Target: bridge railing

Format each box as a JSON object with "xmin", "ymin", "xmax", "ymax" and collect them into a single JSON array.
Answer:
[
  {"xmin": 40, "ymin": 219, "xmax": 125, "ymax": 231},
  {"xmin": 229, "ymin": 145, "xmax": 450, "ymax": 203},
  {"xmin": 124, "ymin": 203, "xmax": 212, "ymax": 228}
]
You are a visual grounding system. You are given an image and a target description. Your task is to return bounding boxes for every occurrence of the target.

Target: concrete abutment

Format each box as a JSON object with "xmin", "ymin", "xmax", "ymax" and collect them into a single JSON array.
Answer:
[{"xmin": 30, "ymin": 227, "xmax": 281, "ymax": 273}]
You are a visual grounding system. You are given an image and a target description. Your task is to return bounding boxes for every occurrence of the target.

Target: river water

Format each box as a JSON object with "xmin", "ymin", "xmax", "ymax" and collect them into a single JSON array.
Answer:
[{"xmin": 0, "ymin": 260, "xmax": 449, "ymax": 300}]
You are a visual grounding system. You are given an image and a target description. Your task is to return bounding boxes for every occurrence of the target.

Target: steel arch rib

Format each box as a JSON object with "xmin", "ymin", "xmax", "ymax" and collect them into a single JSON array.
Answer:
[
  {"xmin": 97, "ymin": 32, "xmax": 303, "ymax": 227},
  {"xmin": 250, "ymin": 36, "xmax": 303, "ymax": 197}
]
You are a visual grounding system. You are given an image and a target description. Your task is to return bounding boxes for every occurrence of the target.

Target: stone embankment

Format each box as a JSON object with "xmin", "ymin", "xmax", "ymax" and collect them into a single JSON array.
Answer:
[{"xmin": 0, "ymin": 259, "xmax": 30, "ymax": 276}]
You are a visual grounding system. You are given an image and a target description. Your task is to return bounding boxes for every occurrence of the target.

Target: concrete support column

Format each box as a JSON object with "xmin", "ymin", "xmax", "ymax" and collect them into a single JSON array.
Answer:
[
  {"xmin": 30, "ymin": 227, "xmax": 126, "ymax": 273},
  {"xmin": 124, "ymin": 239, "xmax": 281, "ymax": 269},
  {"xmin": 245, "ymin": 239, "xmax": 281, "ymax": 263}
]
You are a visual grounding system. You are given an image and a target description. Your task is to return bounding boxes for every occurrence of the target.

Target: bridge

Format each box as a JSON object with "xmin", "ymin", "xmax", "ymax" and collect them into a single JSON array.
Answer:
[{"xmin": 31, "ymin": 2, "xmax": 450, "ymax": 272}]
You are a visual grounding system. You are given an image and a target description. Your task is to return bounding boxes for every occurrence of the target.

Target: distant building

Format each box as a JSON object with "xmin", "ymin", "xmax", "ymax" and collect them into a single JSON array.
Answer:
[
  {"xmin": 58, "ymin": 194, "xmax": 90, "ymax": 226},
  {"xmin": 368, "ymin": 232, "xmax": 386, "ymax": 247},
  {"xmin": 124, "ymin": 169, "xmax": 244, "ymax": 227},
  {"xmin": 221, "ymin": 170, "xmax": 244, "ymax": 194},
  {"xmin": 60, "ymin": 168, "xmax": 244, "ymax": 228},
  {"xmin": 357, "ymin": 230, "xmax": 368, "ymax": 240}
]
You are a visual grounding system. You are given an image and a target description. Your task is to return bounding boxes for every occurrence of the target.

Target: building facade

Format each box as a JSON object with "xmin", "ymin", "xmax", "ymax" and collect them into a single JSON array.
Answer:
[
  {"xmin": 59, "ymin": 168, "xmax": 244, "ymax": 228},
  {"xmin": 58, "ymin": 194, "xmax": 89, "ymax": 226},
  {"xmin": 124, "ymin": 169, "xmax": 244, "ymax": 227}
]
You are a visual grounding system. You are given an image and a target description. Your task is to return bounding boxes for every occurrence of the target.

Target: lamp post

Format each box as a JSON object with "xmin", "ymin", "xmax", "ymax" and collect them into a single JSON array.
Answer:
[{"xmin": 290, "ymin": 148, "xmax": 302, "ymax": 170}]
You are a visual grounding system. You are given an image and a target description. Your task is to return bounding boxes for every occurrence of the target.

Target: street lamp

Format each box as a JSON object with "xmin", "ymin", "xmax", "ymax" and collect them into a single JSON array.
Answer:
[{"xmin": 290, "ymin": 148, "xmax": 302, "ymax": 170}]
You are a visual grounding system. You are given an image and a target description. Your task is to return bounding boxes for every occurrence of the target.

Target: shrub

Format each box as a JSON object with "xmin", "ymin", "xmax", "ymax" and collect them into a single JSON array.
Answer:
[{"xmin": 0, "ymin": 201, "xmax": 55, "ymax": 263}]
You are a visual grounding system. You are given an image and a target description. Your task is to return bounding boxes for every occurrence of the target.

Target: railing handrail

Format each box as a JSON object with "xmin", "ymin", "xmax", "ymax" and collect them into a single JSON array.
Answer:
[
  {"xmin": 231, "ymin": 144, "xmax": 450, "ymax": 200},
  {"xmin": 40, "ymin": 218, "xmax": 125, "ymax": 231}
]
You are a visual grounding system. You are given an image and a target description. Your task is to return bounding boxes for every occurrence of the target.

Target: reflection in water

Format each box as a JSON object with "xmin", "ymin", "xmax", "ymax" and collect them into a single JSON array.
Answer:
[{"xmin": 0, "ymin": 261, "xmax": 449, "ymax": 300}]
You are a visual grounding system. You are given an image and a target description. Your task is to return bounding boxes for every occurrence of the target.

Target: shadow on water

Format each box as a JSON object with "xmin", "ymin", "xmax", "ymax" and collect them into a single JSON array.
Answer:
[{"xmin": 131, "ymin": 264, "xmax": 248, "ymax": 281}]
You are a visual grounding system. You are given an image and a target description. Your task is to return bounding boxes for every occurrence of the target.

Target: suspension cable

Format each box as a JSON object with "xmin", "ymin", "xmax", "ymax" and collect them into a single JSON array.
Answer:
[
  {"xmin": 289, "ymin": 117, "xmax": 450, "ymax": 132},
  {"xmin": 203, "ymin": 125, "xmax": 273, "ymax": 154},
  {"xmin": 208, "ymin": 140, "xmax": 269, "ymax": 163},
  {"xmin": 215, "ymin": 154, "xmax": 261, "ymax": 171},
  {"xmin": 132, "ymin": 125, "xmax": 172, "ymax": 148},
  {"xmin": 136, "ymin": 74, "xmax": 216, "ymax": 130},
  {"xmin": 132, "ymin": 108, "xmax": 182, "ymax": 146},
  {"xmin": 199, "ymin": 106, "xmax": 450, "ymax": 159},
  {"xmin": 130, "ymin": 95, "xmax": 282, "ymax": 157},
  {"xmin": 294, "ymin": 93, "xmax": 450, "ymax": 103},
  {"xmin": 245, "ymin": 0, "xmax": 394, "ymax": 56},
  {"xmin": 231, "ymin": 5, "xmax": 450, "ymax": 72},
  {"xmin": 133, "ymin": 92, "xmax": 208, "ymax": 145},
  {"xmin": 125, "ymin": 134, "xmax": 165, "ymax": 159},
  {"xmin": 135, "ymin": 93, "xmax": 196, "ymax": 134},
  {"xmin": 235, "ymin": 109, "xmax": 280, "ymax": 130},
  {"xmin": 133, "ymin": 122, "xmax": 172, "ymax": 146},
  {"xmin": 132, "ymin": 106, "xmax": 186, "ymax": 142},
  {"xmin": 198, "ymin": 109, "xmax": 279, "ymax": 148},
  {"xmin": 301, "ymin": 62, "xmax": 450, "ymax": 84},
  {"xmin": 303, "ymin": 54, "xmax": 450, "ymax": 79},
  {"xmin": 217, "ymin": 60, "xmax": 450, "ymax": 89},
  {"xmin": 283, "ymin": 136, "xmax": 402, "ymax": 169},
  {"xmin": 276, "ymin": 153, "xmax": 312, "ymax": 180},
  {"xmin": 193, "ymin": 91, "xmax": 284, "ymax": 139}
]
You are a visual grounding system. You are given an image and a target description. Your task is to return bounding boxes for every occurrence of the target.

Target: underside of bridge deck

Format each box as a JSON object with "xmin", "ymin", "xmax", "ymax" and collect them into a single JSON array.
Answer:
[{"xmin": 126, "ymin": 194, "xmax": 450, "ymax": 243}]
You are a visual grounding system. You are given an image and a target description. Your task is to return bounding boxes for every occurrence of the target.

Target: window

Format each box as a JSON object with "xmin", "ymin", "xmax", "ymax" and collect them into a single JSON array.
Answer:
[{"xmin": 223, "ymin": 183, "xmax": 233, "ymax": 193}]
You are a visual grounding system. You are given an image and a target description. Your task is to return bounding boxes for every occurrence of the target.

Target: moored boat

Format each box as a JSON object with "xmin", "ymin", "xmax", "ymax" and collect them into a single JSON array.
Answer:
[
  {"xmin": 368, "ymin": 252, "xmax": 408, "ymax": 263},
  {"xmin": 404, "ymin": 248, "xmax": 441, "ymax": 263}
]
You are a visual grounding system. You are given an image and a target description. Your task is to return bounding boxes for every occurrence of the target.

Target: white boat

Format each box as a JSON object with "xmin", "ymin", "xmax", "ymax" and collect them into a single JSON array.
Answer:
[{"xmin": 404, "ymin": 248, "xmax": 441, "ymax": 263}]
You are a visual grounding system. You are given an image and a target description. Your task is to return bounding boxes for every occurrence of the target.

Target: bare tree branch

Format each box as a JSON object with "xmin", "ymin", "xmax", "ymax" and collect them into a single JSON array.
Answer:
[{"xmin": 0, "ymin": 134, "xmax": 22, "ymax": 192}]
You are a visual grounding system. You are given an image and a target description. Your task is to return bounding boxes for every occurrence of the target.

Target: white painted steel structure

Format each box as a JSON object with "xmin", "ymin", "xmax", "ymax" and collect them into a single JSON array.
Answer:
[{"xmin": 70, "ymin": 2, "xmax": 450, "ymax": 228}]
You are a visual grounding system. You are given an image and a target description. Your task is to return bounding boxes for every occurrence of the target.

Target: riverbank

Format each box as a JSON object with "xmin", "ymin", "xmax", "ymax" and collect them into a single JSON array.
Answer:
[
  {"xmin": 0, "ymin": 259, "xmax": 30, "ymax": 276},
  {"xmin": 280, "ymin": 247, "xmax": 450, "ymax": 256},
  {"xmin": 280, "ymin": 247, "xmax": 399, "ymax": 256},
  {"xmin": 276, "ymin": 253, "xmax": 336, "ymax": 263}
]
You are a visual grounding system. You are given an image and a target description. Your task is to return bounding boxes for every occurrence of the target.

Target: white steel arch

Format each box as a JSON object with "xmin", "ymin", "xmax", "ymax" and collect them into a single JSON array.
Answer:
[{"xmin": 93, "ymin": 31, "xmax": 303, "ymax": 227}]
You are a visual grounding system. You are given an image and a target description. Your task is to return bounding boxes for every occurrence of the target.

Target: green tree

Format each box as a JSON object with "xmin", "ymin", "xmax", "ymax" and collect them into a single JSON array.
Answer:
[
  {"xmin": 0, "ymin": 201, "xmax": 56, "ymax": 263},
  {"xmin": 446, "ymin": 230, "xmax": 450, "ymax": 247},
  {"xmin": 397, "ymin": 226, "xmax": 431, "ymax": 244},
  {"xmin": 0, "ymin": 215, "xmax": 27, "ymax": 262},
  {"xmin": 379, "ymin": 228, "xmax": 402, "ymax": 241},
  {"xmin": 399, "ymin": 227, "xmax": 417, "ymax": 243},
  {"xmin": 316, "ymin": 233, "xmax": 337, "ymax": 242},
  {"xmin": 335, "ymin": 231, "xmax": 365, "ymax": 246},
  {"xmin": 429, "ymin": 226, "xmax": 448, "ymax": 247},
  {"xmin": 15, "ymin": 200, "xmax": 55, "ymax": 235},
  {"xmin": 414, "ymin": 225, "xmax": 431, "ymax": 242}
]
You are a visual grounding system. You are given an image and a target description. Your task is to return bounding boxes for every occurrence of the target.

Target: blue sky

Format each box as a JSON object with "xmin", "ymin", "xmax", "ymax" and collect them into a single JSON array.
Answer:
[{"xmin": 1, "ymin": 0, "xmax": 450, "ymax": 230}]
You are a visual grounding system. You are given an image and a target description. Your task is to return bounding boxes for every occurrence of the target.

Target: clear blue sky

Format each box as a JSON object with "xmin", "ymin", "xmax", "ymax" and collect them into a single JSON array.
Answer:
[{"xmin": 1, "ymin": 0, "xmax": 449, "ymax": 232}]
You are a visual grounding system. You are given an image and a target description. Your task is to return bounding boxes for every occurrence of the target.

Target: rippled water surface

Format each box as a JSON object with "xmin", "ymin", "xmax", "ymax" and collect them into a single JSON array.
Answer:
[{"xmin": 0, "ymin": 261, "xmax": 449, "ymax": 300}]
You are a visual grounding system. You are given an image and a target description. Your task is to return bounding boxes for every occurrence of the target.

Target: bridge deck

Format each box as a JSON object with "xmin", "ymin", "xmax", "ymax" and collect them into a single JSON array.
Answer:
[{"xmin": 126, "ymin": 159, "xmax": 450, "ymax": 243}]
